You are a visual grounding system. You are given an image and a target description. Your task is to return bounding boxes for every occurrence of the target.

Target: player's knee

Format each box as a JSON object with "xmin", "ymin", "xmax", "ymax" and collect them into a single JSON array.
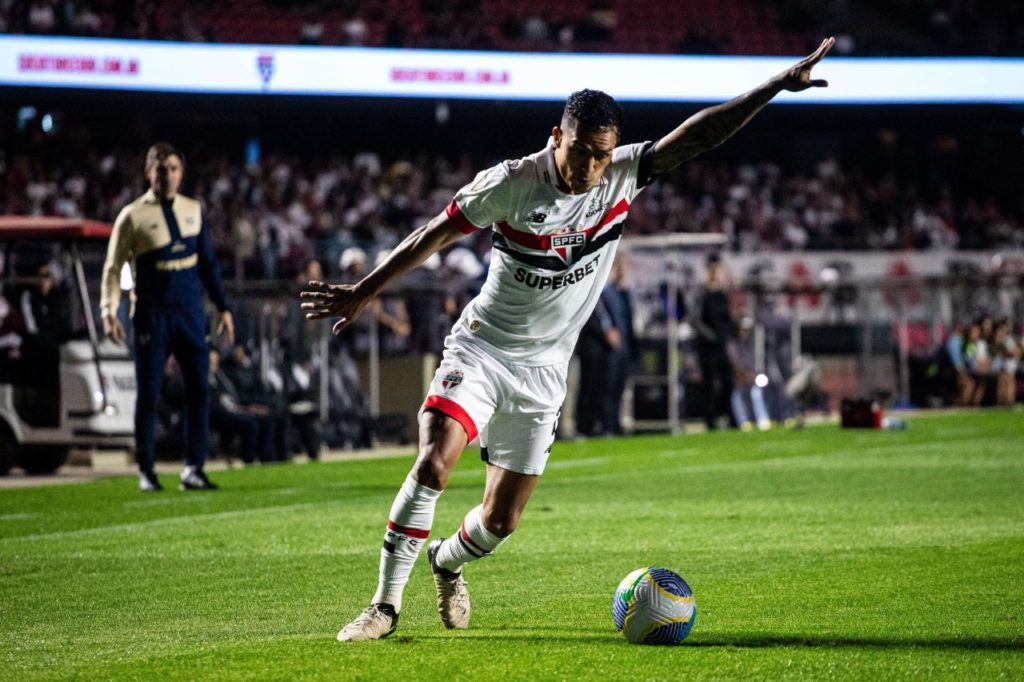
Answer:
[
  {"xmin": 481, "ymin": 508, "xmax": 519, "ymax": 538},
  {"xmin": 411, "ymin": 454, "xmax": 448, "ymax": 491}
]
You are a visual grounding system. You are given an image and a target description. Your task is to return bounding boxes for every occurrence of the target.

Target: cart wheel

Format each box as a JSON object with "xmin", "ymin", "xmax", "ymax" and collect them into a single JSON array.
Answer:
[
  {"xmin": 15, "ymin": 445, "xmax": 71, "ymax": 475},
  {"xmin": 0, "ymin": 423, "xmax": 14, "ymax": 476}
]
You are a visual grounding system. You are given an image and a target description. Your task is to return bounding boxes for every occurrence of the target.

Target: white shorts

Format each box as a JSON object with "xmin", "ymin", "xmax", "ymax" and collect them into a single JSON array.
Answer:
[{"xmin": 422, "ymin": 342, "xmax": 568, "ymax": 476}]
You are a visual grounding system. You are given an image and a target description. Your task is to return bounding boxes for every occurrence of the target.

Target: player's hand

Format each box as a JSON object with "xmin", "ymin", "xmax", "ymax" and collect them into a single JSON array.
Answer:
[
  {"xmin": 300, "ymin": 280, "xmax": 372, "ymax": 335},
  {"xmin": 605, "ymin": 327, "xmax": 622, "ymax": 350},
  {"xmin": 102, "ymin": 313, "xmax": 127, "ymax": 345},
  {"xmin": 777, "ymin": 37, "xmax": 834, "ymax": 92},
  {"xmin": 217, "ymin": 310, "xmax": 235, "ymax": 346}
]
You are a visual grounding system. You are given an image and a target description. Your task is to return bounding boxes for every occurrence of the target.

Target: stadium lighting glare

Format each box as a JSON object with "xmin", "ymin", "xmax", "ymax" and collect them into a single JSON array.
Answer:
[{"xmin": 2, "ymin": 36, "xmax": 1023, "ymax": 104}]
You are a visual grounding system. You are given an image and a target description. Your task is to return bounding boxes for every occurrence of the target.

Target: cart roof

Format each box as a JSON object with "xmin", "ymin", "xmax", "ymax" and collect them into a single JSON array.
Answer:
[{"xmin": 0, "ymin": 217, "xmax": 112, "ymax": 241}]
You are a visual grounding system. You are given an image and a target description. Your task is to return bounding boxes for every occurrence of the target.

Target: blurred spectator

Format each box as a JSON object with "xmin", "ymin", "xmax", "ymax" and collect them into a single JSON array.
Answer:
[
  {"xmin": 16, "ymin": 258, "xmax": 72, "ymax": 352},
  {"xmin": 3, "ymin": 0, "xmax": 1019, "ymax": 56},
  {"xmin": 576, "ymin": 0, "xmax": 616, "ymax": 48},
  {"xmin": 575, "ymin": 258, "xmax": 633, "ymax": 437},
  {"xmin": 2, "ymin": 131, "xmax": 1020, "ymax": 277},
  {"xmin": 993, "ymin": 318, "xmax": 1020, "ymax": 406},
  {"xmin": 325, "ymin": 346, "xmax": 373, "ymax": 449},
  {"xmin": 944, "ymin": 324, "xmax": 974, "ymax": 405},
  {"xmin": 71, "ymin": 2, "xmax": 102, "ymax": 35},
  {"xmin": 276, "ymin": 343, "xmax": 322, "ymax": 460},
  {"xmin": 372, "ymin": 249, "xmax": 412, "ymax": 354},
  {"xmin": 222, "ymin": 345, "xmax": 289, "ymax": 460},
  {"xmin": 693, "ymin": 253, "xmax": 736, "ymax": 430},
  {"xmin": 26, "ymin": 0, "xmax": 56, "ymax": 34},
  {"xmin": 932, "ymin": 313, "xmax": 1020, "ymax": 408},
  {"xmin": 299, "ymin": 13, "xmax": 324, "ymax": 45},
  {"xmin": 404, "ymin": 253, "xmax": 449, "ymax": 354},
  {"xmin": 602, "ymin": 255, "xmax": 635, "ymax": 435},
  {"xmin": 208, "ymin": 348, "xmax": 279, "ymax": 464},
  {"xmin": 9, "ymin": 258, "xmax": 71, "ymax": 427},
  {"xmin": 729, "ymin": 317, "xmax": 772, "ymax": 431},
  {"xmin": 341, "ymin": 12, "xmax": 368, "ymax": 45},
  {"xmin": 0, "ymin": 293, "xmax": 23, "ymax": 362}
]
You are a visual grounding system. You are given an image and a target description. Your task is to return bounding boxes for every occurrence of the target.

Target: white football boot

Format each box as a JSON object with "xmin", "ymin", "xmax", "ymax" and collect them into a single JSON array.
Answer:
[
  {"xmin": 427, "ymin": 538, "xmax": 471, "ymax": 629},
  {"xmin": 336, "ymin": 604, "xmax": 399, "ymax": 641}
]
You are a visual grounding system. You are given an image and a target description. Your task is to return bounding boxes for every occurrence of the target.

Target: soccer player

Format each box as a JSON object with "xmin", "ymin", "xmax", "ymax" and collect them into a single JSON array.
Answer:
[
  {"xmin": 302, "ymin": 38, "xmax": 835, "ymax": 641},
  {"xmin": 101, "ymin": 143, "xmax": 234, "ymax": 492}
]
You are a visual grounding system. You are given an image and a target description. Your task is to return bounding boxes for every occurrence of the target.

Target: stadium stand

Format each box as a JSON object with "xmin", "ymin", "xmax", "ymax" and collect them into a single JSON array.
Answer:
[
  {"xmin": 2, "ymin": 124, "xmax": 1021, "ymax": 284},
  {"xmin": 2, "ymin": 0, "xmax": 1019, "ymax": 55}
]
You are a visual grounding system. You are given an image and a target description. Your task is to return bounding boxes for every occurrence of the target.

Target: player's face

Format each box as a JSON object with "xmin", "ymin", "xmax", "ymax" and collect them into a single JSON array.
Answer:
[
  {"xmin": 146, "ymin": 154, "xmax": 184, "ymax": 199},
  {"xmin": 552, "ymin": 123, "xmax": 619, "ymax": 194},
  {"xmin": 707, "ymin": 262, "xmax": 725, "ymax": 287}
]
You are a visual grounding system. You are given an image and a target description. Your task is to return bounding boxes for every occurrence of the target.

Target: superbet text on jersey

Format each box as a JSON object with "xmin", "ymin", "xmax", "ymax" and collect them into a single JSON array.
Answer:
[{"xmin": 444, "ymin": 140, "xmax": 653, "ymax": 366}]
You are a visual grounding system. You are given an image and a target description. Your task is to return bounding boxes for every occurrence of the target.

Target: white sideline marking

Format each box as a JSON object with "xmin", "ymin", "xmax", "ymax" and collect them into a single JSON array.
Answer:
[
  {"xmin": 447, "ymin": 468, "xmax": 485, "ymax": 480},
  {"xmin": 448, "ymin": 456, "xmax": 610, "ymax": 480},
  {"xmin": 546, "ymin": 457, "xmax": 608, "ymax": 470},
  {"xmin": 4, "ymin": 501, "xmax": 325, "ymax": 544},
  {"xmin": 0, "ymin": 512, "xmax": 34, "ymax": 521},
  {"xmin": 123, "ymin": 497, "xmax": 187, "ymax": 508}
]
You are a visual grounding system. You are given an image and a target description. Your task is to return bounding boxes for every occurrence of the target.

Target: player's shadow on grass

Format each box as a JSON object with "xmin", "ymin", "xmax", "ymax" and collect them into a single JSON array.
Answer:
[{"xmin": 689, "ymin": 633, "xmax": 1024, "ymax": 652}]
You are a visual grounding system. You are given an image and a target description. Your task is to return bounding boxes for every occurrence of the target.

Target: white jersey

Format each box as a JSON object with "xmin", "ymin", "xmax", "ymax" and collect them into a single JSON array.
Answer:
[{"xmin": 444, "ymin": 140, "xmax": 652, "ymax": 366}]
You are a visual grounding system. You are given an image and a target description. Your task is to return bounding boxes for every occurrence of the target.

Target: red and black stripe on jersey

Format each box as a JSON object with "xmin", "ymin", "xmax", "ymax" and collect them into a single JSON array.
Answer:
[
  {"xmin": 489, "ymin": 196, "xmax": 630, "ymax": 271},
  {"xmin": 493, "ymin": 221, "xmax": 625, "ymax": 271}
]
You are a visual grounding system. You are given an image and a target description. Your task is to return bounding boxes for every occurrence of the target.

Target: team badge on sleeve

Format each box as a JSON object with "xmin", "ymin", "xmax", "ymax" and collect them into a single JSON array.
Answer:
[{"xmin": 441, "ymin": 368, "xmax": 464, "ymax": 392}]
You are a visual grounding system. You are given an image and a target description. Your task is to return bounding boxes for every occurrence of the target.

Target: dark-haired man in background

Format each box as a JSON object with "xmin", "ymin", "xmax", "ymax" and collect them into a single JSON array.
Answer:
[
  {"xmin": 694, "ymin": 252, "xmax": 737, "ymax": 430},
  {"xmin": 302, "ymin": 38, "xmax": 835, "ymax": 641},
  {"xmin": 101, "ymin": 142, "xmax": 234, "ymax": 492}
]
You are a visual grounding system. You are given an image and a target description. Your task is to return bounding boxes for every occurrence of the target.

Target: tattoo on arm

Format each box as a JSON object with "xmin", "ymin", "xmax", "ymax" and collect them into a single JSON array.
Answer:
[{"xmin": 650, "ymin": 77, "xmax": 783, "ymax": 177}]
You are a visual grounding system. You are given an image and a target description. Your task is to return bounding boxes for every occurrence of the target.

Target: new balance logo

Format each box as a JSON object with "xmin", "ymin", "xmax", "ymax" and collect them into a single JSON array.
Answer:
[{"xmin": 525, "ymin": 211, "xmax": 547, "ymax": 224}]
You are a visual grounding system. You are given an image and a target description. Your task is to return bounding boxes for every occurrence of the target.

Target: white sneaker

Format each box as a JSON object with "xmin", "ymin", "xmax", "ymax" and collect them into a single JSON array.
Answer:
[
  {"xmin": 179, "ymin": 467, "xmax": 218, "ymax": 491},
  {"xmin": 336, "ymin": 604, "xmax": 399, "ymax": 641},
  {"xmin": 427, "ymin": 538, "xmax": 471, "ymax": 629},
  {"xmin": 138, "ymin": 470, "xmax": 163, "ymax": 492}
]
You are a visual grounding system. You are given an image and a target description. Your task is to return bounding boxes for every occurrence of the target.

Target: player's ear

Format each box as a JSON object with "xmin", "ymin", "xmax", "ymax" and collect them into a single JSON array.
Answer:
[{"xmin": 552, "ymin": 126, "xmax": 563, "ymax": 146}]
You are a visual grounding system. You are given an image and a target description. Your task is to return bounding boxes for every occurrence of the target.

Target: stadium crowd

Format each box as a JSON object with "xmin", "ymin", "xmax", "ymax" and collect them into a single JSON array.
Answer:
[
  {"xmin": 3, "ymin": 144, "xmax": 1022, "ymax": 286},
  {"xmin": 932, "ymin": 314, "xmax": 1022, "ymax": 408},
  {"xmin": 1, "ymin": 0, "xmax": 1021, "ymax": 56}
]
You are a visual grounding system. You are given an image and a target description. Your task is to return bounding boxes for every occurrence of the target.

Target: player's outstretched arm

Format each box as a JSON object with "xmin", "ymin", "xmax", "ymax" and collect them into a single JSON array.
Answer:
[
  {"xmin": 300, "ymin": 211, "xmax": 467, "ymax": 335},
  {"xmin": 649, "ymin": 37, "xmax": 835, "ymax": 177}
]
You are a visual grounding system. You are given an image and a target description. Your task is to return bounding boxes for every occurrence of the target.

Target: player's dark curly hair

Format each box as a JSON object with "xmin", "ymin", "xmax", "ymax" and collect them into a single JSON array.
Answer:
[{"xmin": 562, "ymin": 89, "xmax": 623, "ymax": 133}]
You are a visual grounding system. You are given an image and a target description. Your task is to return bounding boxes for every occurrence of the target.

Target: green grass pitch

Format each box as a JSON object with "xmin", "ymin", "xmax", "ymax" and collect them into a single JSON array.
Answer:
[{"xmin": 1, "ymin": 410, "xmax": 1022, "ymax": 680}]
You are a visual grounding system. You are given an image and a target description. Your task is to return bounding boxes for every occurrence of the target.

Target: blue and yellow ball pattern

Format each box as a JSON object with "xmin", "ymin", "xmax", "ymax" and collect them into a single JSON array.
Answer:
[{"xmin": 613, "ymin": 567, "xmax": 696, "ymax": 645}]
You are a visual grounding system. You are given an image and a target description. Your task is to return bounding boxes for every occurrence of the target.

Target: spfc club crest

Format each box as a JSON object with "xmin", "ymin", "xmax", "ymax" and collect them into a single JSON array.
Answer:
[
  {"xmin": 551, "ymin": 227, "xmax": 587, "ymax": 266},
  {"xmin": 441, "ymin": 368, "xmax": 464, "ymax": 392},
  {"xmin": 257, "ymin": 53, "xmax": 275, "ymax": 87}
]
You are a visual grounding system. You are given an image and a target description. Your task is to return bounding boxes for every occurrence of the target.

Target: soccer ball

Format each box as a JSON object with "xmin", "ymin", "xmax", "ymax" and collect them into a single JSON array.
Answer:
[{"xmin": 612, "ymin": 567, "xmax": 696, "ymax": 645}]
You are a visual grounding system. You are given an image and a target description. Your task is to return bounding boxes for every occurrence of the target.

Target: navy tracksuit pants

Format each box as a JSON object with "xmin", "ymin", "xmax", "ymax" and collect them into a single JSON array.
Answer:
[{"xmin": 133, "ymin": 305, "xmax": 210, "ymax": 472}]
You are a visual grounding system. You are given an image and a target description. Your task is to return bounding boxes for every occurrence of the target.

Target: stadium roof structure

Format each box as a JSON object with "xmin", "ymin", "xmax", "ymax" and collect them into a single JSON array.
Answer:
[{"xmin": 0, "ymin": 216, "xmax": 113, "ymax": 241}]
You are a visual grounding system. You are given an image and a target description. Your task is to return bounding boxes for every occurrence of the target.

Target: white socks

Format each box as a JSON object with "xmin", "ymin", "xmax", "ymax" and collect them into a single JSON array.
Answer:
[
  {"xmin": 372, "ymin": 475, "xmax": 442, "ymax": 612},
  {"xmin": 435, "ymin": 504, "xmax": 509, "ymax": 574}
]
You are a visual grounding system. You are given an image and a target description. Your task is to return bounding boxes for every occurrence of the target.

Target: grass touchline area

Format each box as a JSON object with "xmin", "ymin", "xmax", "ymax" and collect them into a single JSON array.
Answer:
[{"xmin": 0, "ymin": 410, "xmax": 1022, "ymax": 681}]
